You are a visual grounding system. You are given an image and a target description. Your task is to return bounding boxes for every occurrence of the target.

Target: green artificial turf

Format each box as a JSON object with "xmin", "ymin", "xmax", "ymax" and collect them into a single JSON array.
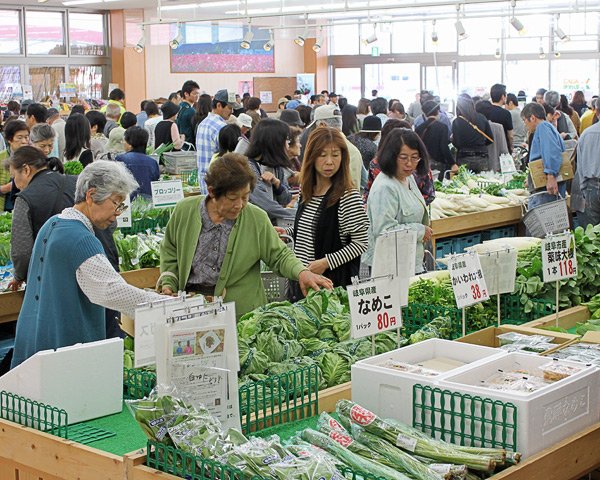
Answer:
[
  {"xmin": 251, "ymin": 412, "xmax": 338, "ymax": 442},
  {"xmin": 74, "ymin": 402, "xmax": 148, "ymax": 456}
]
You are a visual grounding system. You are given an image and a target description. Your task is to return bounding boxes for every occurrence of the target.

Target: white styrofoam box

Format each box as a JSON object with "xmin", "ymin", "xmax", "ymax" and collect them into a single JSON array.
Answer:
[
  {"xmin": 351, "ymin": 339, "xmax": 505, "ymax": 425},
  {"xmin": 437, "ymin": 352, "xmax": 600, "ymax": 458},
  {"xmin": 0, "ymin": 338, "xmax": 123, "ymax": 424}
]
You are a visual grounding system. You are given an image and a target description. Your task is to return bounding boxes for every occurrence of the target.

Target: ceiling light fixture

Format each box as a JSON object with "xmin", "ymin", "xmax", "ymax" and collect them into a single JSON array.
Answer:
[
  {"xmin": 313, "ymin": 27, "xmax": 324, "ymax": 52},
  {"xmin": 554, "ymin": 15, "xmax": 569, "ymax": 41},
  {"xmin": 455, "ymin": 4, "xmax": 468, "ymax": 41},
  {"xmin": 494, "ymin": 39, "xmax": 501, "ymax": 58},
  {"xmin": 294, "ymin": 16, "xmax": 308, "ymax": 46},
  {"xmin": 362, "ymin": 23, "xmax": 377, "ymax": 46},
  {"xmin": 263, "ymin": 29, "xmax": 274, "ymax": 51},
  {"xmin": 169, "ymin": 23, "xmax": 184, "ymax": 49},
  {"xmin": 538, "ymin": 38, "xmax": 546, "ymax": 58},
  {"xmin": 510, "ymin": 0, "xmax": 526, "ymax": 35},
  {"xmin": 240, "ymin": 20, "xmax": 254, "ymax": 49},
  {"xmin": 134, "ymin": 26, "xmax": 145, "ymax": 53},
  {"xmin": 431, "ymin": 19, "xmax": 438, "ymax": 44}
]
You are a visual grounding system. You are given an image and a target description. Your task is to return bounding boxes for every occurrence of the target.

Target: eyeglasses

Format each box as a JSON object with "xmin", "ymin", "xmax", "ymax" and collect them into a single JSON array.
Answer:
[
  {"xmin": 397, "ymin": 155, "xmax": 421, "ymax": 164},
  {"xmin": 109, "ymin": 198, "xmax": 128, "ymax": 214}
]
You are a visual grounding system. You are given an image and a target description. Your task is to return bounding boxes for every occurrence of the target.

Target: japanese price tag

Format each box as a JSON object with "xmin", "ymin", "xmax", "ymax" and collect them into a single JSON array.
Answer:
[
  {"xmin": 116, "ymin": 195, "xmax": 132, "ymax": 228},
  {"xmin": 499, "ymin": 153, "xmax": 517, "ymax": 175},
  {"xmin": 348, "ymin": 276, "xmax": 402, "ymax": 339},
  {"xmin": 448, "ymin": 252, "xmax": 490, "ymax": 308},
  {"xmin": 151, "ymin": 179, "xmax": 184, "ymax": 208},
  {"xmin": 542, "ymin": 232, "xmax": 577, "ymax": 282}
]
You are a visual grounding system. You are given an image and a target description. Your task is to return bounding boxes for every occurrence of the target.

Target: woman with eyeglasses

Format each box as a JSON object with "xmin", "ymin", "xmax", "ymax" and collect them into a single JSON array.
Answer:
[
  {"xmin": 10, "ymin": 161, "xmax": 167, "ymax": 370},
  {"xmin": 0, "ymin": 119, "xmax": 30, "ymax": 211},
  {"xmin": 7, "ymin": 146, "xmax": 72, "ymax": 292},
  {"xmin": 364, "ymin": 129, "xmax": 432, "ymax": 275}
]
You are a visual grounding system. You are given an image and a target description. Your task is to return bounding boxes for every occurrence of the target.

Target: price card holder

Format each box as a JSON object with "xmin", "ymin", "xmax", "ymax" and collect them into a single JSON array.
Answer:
[
  {"xmin": 542, "ymin": 232, "xmax": 577, "ymax": 326},
  {"xmin": 116, "ymin": 195, "xmax": 132, "ymax": 228},
  {"xmin": 478, "ymin": 248, "xmax": 518, "ymax": 326},
  {"xmin": 348, "ymin": 276, "xmax": 402, "ymax": 341},
  {"xmin": 151, "ymin": 179, "xmax": 184, "ymax": 208},
  {"xmin": 449, "ymin": 252, "xmax": 490, "ymax": 336},
  {"xmin": 371, "ymin": 229, "xmax": 417, "ymax": 306},
  {"xmin": 499, "ymin": 153, "xmax": 517, "ymax": 175}
]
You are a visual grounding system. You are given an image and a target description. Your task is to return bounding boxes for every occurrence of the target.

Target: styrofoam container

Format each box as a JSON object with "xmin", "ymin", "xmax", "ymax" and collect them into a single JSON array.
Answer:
[
  {"xmin": 351, "ymin": 339, "xmax": 505, "ymax": 425},
  {"xmin": 438, "ymin": 352, "xmax": 600, "ymax": 458}
]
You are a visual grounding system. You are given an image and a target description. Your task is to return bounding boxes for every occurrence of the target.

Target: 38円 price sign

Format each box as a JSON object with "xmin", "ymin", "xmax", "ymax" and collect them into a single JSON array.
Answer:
[
  {"xmin": 348, "ymin": 276, "xmax": 402, "ymax": 339},
  {"xmin": 542, "ymin": 232, "xmax": 577, "ymax": 282},
  {"xmin": 151, "ymin": 179, "xmax": 184, "ymax": 208},
  {"xmin": 448, "ymin": 252, "xmax": 490, "ymax": 308}
]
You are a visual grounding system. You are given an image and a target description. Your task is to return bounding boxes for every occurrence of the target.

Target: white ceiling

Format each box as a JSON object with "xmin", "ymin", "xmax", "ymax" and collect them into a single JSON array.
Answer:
[{"xmin": 1, "ymin": 0, "xmax": 599, "ymax": 25}]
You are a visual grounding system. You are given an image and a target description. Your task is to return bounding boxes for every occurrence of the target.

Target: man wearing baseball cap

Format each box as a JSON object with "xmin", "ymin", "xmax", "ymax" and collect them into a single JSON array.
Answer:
[
  {"xmin": 274, "ymin": 97, "xmax": 289, "ymax": 119},
  {"xmin": 233, "ymin": 113, "xmax": 253, "ymax": 155},
  {"xmin": 299, "ymin": 104, "xmax": 363, "ymax": 190},
  {"xmin": 195, "ymin": 89, "xmax": 237, "ymax": 193}
]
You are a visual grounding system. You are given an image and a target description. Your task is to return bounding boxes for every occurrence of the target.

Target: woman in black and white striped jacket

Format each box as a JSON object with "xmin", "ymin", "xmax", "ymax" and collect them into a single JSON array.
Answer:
[{"xmin": 283, "ymin": 126, "xmax": 369, "ymax": 302}]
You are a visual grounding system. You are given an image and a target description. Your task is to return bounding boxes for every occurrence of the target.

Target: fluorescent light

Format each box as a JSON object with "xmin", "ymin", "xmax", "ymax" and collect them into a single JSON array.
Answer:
[
  {"xmin": 160, "ymin": 3, "xmax": 202, "ymax": 11},
  {"xmin": 63, "ymin": 0, "xmax": 119, "ymax": 4},
  {"xmin": 225, "ymin": 2, "xmax": 343, "ymax": 15}
]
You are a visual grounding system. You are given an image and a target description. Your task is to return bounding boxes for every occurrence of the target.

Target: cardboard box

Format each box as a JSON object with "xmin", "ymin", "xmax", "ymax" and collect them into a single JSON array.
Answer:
[
  {"xmin": 522, "ymin": 305, "xmax": 590, "ymax": 331},
  {"xmin": 529, "ymin": 150, "xmax": 574, "ymax": 190},
  {"xmin": 438, "ymin": 352, "xmax": 600, "ymax": 458},
  {"xmin": 457, "ymin": 325, "xmax": 577, "ymax": 355}
]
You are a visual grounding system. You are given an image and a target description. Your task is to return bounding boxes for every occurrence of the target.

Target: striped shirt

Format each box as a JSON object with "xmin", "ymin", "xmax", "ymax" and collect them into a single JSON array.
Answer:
[
  {"xmin": 195, "ymin": 113, "xmax": 227, "ymax": 194},
  {"xmin": 293, "ymin": 190, "xmax": 369, "ymax": 270}
]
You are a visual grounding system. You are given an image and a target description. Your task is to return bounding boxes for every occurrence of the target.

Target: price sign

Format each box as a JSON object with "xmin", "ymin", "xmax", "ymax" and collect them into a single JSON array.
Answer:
[
  {"xmin": 478, "ymin": 248, "xmax": 518, "ymax": 296},
  {"xmin": 499, "ymin": 153, "xmax": 517, "ymax": 175},
  {"xmin": 116, "ymin": 195, "xmax": 132, "ymax": 228},
  {"xmin": 542, "ymin": 232, "xmax": 577, "ymax": 282},
  {"xmin": 348, "ymin": 276, "xmax": 402, "ymax": 339},
  {"xmin": 151, "ymin": 180, "xmax": 184, "ymax": 208},
  {"xmin": 448, "ymin": 252, "xmax": 490, "ymax": 308}
]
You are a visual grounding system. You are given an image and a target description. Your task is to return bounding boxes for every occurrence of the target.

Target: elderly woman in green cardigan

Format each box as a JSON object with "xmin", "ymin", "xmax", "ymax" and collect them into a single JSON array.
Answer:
[
  {"xmin": 0, "ymin": 119, "xmax": 31, "ymax": 211},
  {"xmin": 158, "ymin": 153, "xmax": 333, "ymax": 317}
]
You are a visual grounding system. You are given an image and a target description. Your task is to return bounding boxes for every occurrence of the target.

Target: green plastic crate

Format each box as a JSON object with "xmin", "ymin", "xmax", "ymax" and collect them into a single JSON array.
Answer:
[
  {"xmin": 239, "ymin": 364, "xmax": 320, "ymax": 435},
  {"xmin": 412, "ymin": 384, "xmax": 518, "ymax": 452},
  {"xmin": 123, "ymin": 367, "xmax": 157, "ymax": 400},
  {"xmin": 402, "ymin": 303, "xmax": 463, "ymax": 339}
]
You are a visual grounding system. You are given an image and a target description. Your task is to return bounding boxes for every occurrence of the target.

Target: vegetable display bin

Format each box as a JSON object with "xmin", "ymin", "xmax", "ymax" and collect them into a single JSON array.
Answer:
[
  {"xmin": 351, "ymin": 339, "xmax": 505, "ymax": 426},
  {"xmin": 438, "ymin": 352, "xmax": 600, "ymax": 458}
]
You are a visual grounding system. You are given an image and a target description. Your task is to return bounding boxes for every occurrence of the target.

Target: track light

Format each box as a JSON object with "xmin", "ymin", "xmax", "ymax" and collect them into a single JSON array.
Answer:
[
  {"xmin": 510, "ymin": 0, "xmax": 525, "ymax": 35},
  {"xmin": 313, "ymin": 27, "xmax": 323, "ymax": 52},
  {"xmin": 362, "ymin": 23, "xmax": 377, "ymax": 46},
  {"xmin": 431, "ymin": 20, "xmax": 438, "ymax": 44},
  {"xmin": 554, "ymin": 14, "xmax": 569, "ymax": 41},
  {"xmin": 134, "ymin": 27, "xmax": 145, "ymax": 54},
  {"xmin": 263, "ymin": 29, "xmax": 274, "ymax": 51},
  {"xmin": 538, "ymin": 46, "xmax": 546, "ymax": 59},
  {"xmin": 169, "ymin": 24, "xmax": 183, "ymax": 49},
  {"xmin": 294, "ymin": 27, "xmax": 307, "ymax": 47},
  {"xmin": 554, "ymin": 50, "xmax": 561, "ymax": 58},
  {"xmin": 455, "ymin": 4, "xmax": 468, "ymax": 40},
  {"xmin": 240, "ymin": 23, "xmax": 254, "ymax": 49}
]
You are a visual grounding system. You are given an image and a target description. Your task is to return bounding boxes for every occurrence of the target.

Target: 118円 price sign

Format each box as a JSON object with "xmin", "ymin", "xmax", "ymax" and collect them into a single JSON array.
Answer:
[
  {"xmin": 448, "ymin": 252, "xmax": 490, "ymax": 308},
  {"xmin": 542, "ymin": 232, "xmax": 577, "ymax": 282},
  {"xmin": 151, "ymin": 179, "xmax": 184, "ymax": 208},
  {"xmin": 348, "ymin": 276, "xmax": 402, "ymax": 339}
]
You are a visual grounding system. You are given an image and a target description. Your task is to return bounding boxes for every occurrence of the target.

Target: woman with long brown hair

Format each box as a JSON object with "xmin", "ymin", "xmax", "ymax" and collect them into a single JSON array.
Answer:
[{"xmin": 286, "ymin": 126, "xmax": 369, "ymax": 300}]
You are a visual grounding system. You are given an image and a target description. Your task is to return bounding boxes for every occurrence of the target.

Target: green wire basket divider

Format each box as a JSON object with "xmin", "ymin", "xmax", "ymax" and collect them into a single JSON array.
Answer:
[
  {"xmin": 402, "ymin": 303, "xmax": 462, "ymax": 338},
  {"xmin": 500, "ymin": 294, "xmax": 555, "ymax": 325},
  {"xmin": 239, "ymin": 364, "xmax": 320, "ymax": 435},
  {"xmin": 119, "ymin": 213, "xmax": 171, "ymax": 235},
  {"xmin": 412, "ymin": 384, "xmax": 518, "ymax": 452},
  {"xmin": 0, "ymin": 390, "xmax": 68, "ymax": 438},
  {"xmin": 123, "ymin": 367, "xmax": 157, "ymax": 400},
  {"xmin": 180, "ymin": 169, "xmax": 200, "ymax": 187},
  {"xmin": 0, "ymin": 390, "xmax": 116, "ymax": 445},
  {"xmin": 147, "ymin": 440, "xmax": 263, "ymax": 480}
]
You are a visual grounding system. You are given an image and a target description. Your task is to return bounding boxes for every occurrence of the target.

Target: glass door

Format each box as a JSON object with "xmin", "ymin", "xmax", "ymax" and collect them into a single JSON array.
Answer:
[
  {"xmin": 364, "ymin": 63, "xmax": 420, "ymax": 105},
  {"xmin": 334, "ymin": 67, "xmax": 362, "ymax": 105},
  {"xmin": 425, "ymin": 65, "xmax": 456, "ymax": 113},
  {"xmin": 28, "ymin": 66, "xmax": 65, "ymax": 101}
]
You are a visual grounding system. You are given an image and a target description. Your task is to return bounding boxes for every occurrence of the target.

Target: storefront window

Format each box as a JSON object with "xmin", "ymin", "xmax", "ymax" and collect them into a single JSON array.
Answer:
[
  {"xmin": 70, "ymin": 66, "xmax": 103, "ymax": 100},
  {"xmin": 0, "ymin": 66, "xmax": 22, "ymax": 102},
  {"xmin": 459, "ymin": 17, "xmax": 501, "ymax": 56},
  {"xmin": 551, "ymin": 59, "xmax": 599, "ymax": 97},
  {"xmin": 334, "ymin": 67, "xmax": 362, "ymax": 105},
  {"xmin": 391, "ymin": 21, "xmax": 424, "ymax": 53},
  {"xmin": 329, "ymin": 24, "xmax": 359, "ymax": 55},
  {"xmin": 365, "ymin": 63, "xmax": 420, "ymax": 104},
  {"xmin": 0, "ymin": 10, "xmax": 22, "ymax": 55},
  {"xmin": 425, "ymin": 19, "xmax": 457, "ymax": 53},
  {"xmin": 26, "ymin": 10, "xmax": 66, "ymax": 55},
  {"xmin": 458, "ymin": 61, "xmax": 501, "ymax": 97},
  {"xmin": 29, "ymin": 66, "xmax": 65, "ymax": 101},
  {"xmin": 505, "ymin": 60, "xmax": 548, "ymax": 100},
  {"xmin": 69, "ymin": 12, "xmax": 106, "ymax": 56}
]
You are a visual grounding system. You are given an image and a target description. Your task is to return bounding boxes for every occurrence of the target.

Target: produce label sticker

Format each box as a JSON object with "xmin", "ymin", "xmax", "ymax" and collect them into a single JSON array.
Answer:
[
  {"xmin": 448, "ymin": 252, "xmax": 490, "ymax": 308},
  {"xmin": 478, "ymin": 248, "xmax": 518, "ymax": 296},
  {"xmin": 349, "ymin": 404, "xmax": 377, "ymax": 426},
  {"xmin": 116, "ymin": 195, "xmax": 132, "ymax": 228},
  {"xmin": 542, "ymin": 232, "xmax": 577, "ymax": 282},
  {"xmin": 348, "ymin": 276, "xmax": 402, "ymax": 339},
  {"xmin": 395, "ymin": 432, "xmax": 418, "ymax": 452},
  {"xmin": 328, "ymin": 430, "xmax": 354, "ymax": 448},
  {"xmin": 151, "ymin": 179, "xmax": 184, "ymax": 208}
]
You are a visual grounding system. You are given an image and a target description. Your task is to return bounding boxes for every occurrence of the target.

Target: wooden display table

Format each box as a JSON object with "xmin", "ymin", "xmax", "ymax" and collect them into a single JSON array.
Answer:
[
  {"xmin": 0, "ymin": 267, "xmax": 160, "ymax": 325},
  {"xmin": 431, "ymin": 205, "xmax": 523, "ymax": 241}
]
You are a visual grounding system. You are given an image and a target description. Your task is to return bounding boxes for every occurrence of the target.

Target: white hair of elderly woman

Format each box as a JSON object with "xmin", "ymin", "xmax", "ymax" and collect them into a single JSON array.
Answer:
[
  {"xmin": 74, "ymin": 160, "xmax": 139, "ymax": 204},
  {"xmin": 30, "ymin": 123, "xmax": 56, "ymax": 143}
]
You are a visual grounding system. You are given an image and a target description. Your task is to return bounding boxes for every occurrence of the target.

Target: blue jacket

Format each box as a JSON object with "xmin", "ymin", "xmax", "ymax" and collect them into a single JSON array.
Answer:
[
  {"xmin": 530, "ymin": 121, "xmax": 565, "ymax": 176},
  {"xmin": 11, "ymin": 217, "xmax": 105, "ymax": 368},
  {"xmin": 116, "ymin": 151, "xmax": 160, "ymax": 199}
]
